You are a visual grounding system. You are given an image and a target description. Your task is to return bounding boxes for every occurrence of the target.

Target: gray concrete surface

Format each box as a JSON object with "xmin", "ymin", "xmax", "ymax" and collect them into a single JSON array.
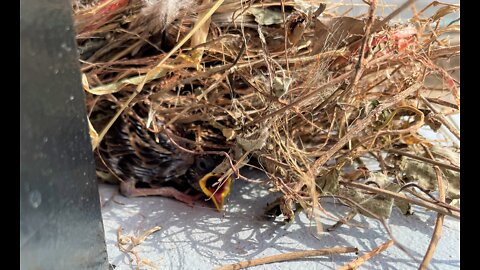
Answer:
[{"xmin": 99, "ymin": 173, "xmax": 459, "ymax": 270}]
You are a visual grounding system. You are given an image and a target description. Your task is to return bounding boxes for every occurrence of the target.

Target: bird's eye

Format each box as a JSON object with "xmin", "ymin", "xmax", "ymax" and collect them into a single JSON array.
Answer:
[{"xmin": 198, "ymin": 160, "xmax": 208, "ymax": 170}]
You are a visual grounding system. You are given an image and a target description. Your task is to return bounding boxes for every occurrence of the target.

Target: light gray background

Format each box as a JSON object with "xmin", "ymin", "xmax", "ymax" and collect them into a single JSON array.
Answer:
[{"xmin": 99, "ymin": 174, "xmax": 459, "ymax": 270}]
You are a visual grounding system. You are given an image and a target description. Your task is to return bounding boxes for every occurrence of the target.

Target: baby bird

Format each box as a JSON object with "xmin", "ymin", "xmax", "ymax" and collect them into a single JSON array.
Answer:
[{"xmin": 96, "ymin": 101, "xmax": 232, "ymax": 210}]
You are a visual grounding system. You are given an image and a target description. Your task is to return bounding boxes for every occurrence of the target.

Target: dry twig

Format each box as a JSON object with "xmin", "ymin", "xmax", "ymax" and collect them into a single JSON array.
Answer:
[
  {"xmin": 337, "ymin": 240, "xmax": 394, "ymax": 270},
  {"xmin": 214, "ymin": 247, "xmax": 358, "ymax": 270}
]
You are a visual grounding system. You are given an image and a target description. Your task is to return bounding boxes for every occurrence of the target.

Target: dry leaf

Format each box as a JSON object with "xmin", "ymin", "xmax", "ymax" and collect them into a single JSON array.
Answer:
[
  {"xmin": 248, "ymin": 7, "xmax": 284, "ymax": 26},
  {"xmin": 425, "ymin": 113, "xmax": 442, "ymax": 132},
  {"xmin": 339, "ymin": 187, "xmax": 394, "ymax": 219},
  {"xmin": 431, "ymin": 145, "xmax": 459, "ymax": 167},
  {"xmin": 87, "ymin": 117, "xmax": 99, "ymax": 150},
  {"xmin": 237, "ymin": 127, "xmax": 269, "ymax": 152},
  {"xmin": 222, "ymin": 128, "xmax": 236, "ymax": 141},
  {"xmin": 338, "ymin": 172, "xmax": 398, "ymax": 219},
  {"xmin": 400, "ymin": 155, "xmax": 460, "ymax": 199},
  {"xmin": 316, "ymin": 168, "xmax": 340, "ymax": 194},
  {"xmin": 394, "ymin": 198, "xmax": 413, "ymax": 215},
  {"xmin": 312, "ymin": 17, "xmax": 366, "ymax": 53},
  {"xmin": 430, "ymin": 5, "xmax": 459, "ymax": 22},
  {"xmin": 272, "ymin": 76, "xmax": 293, "ymax": 98}
]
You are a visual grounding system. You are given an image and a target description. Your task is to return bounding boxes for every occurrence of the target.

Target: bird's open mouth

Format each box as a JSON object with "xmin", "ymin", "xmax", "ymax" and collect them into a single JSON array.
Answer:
[{"xmin": 198, "ymin": 172, "xmax": 232, "ymax": 211}]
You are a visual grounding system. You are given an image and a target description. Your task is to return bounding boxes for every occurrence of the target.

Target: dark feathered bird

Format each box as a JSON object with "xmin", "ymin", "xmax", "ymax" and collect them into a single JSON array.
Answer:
[{"xmin": 96, "ymin": 101, "xmax": 232, "ymax": 210}]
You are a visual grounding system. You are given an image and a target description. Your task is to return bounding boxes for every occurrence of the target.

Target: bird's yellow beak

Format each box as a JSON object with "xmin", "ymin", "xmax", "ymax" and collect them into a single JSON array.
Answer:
[{"xmin": 198, "ymin": 172, "xmax": 232, "ymax": 211}]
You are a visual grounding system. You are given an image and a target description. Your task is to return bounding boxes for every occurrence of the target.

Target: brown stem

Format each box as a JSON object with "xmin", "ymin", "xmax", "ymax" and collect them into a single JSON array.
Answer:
[
  {"xmin": 386, "ymin": 148, "xmax": 460, "ymax": 172},
  {"xmin": 419, "ymin": 95, "xmax": 460, "ymax": 140},
  {"xmin": 373, "ymin": 0, "xmax": 419, "ymax": 32},
  {"xmin": 327, "ymin": 211, "xmax": 357, "ymax": 232},
  {"xmin": 344, "ymin": 0, "xmax": 377, "ymax": 97},
  {"xmin": 337, "ymin": 240, "xmax": 395, "ymax": 270},
  {"xmin": 419, "ymin": 146, "xmax": 446, "ymax": 270},
  {"xmin": 339, "ymin": 181, "xmax": 459, "ymax": 219},
  {"xmin": 213, "ymin": 247, "xmax": 358, "ymax": 270}
]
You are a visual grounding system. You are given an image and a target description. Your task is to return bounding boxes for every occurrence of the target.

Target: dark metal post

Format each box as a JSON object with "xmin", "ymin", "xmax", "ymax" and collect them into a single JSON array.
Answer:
[{"xmin": 20, "ymin": 0, "xmax": 109, "ymax": 269}]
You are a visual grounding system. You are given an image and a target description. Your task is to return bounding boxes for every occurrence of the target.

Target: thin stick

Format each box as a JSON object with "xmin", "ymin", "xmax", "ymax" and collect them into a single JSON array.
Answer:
[
  {"xmin": 425, "ymin": 97, "xmax": 458, "ymax": 110},
  {"xmin": 343, "ymin": 0, "xmax": 419, "ymax": 57},
  {"xmin": 386, "ymin": 148, "xmax": 459, "ymax": 172},
  {"xmin": 190, "ymin": 0, "xmax": 212, "ymax": 66},
  {"xmin": 419, "ymin": 95, "xmax": 460, "ymax": 140},
  {"xmin": 337, "ymin": 240, "xmax": 394, "ymax": 270},
  {"xmin": 339, "ymin": 181, "xmax": 459, "ymax": 219},
  {"xmin": 419, "ymin": 147, "xmax": 446, "ymax": 270},
  {"xmin": 280, "ymin": 0, "xmax": 289, "ymax": 74},
  {"xmin": 327, "ymin": 211, "xmax": 357, "ymax": 232},
  {"xmin": 345, "ymin": 0, "xmax": 377, "ymax": 97},
  {"xmin": 213, "ymin": 247, "xmax": 358, "ymax": 270},
  {"xmin": 373, "ymin": 0, "xmax": 418, "ymax": 32},
  {"xmin": 399, "ymin": 183, "xmax": 458, "ymax": 212}
]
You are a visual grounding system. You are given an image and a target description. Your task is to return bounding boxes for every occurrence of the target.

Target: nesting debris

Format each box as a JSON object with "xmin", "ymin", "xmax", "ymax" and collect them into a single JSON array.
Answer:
[
  {"xmin": 74, "ymin": 0, "xmax": 459, "ymax": 266},
  {"xmin": 117, "ymin": 225, "xmax": 162, "ymax": 269}
]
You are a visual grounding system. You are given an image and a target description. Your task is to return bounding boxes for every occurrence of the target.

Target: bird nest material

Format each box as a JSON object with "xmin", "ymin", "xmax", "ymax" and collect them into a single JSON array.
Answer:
[{"xmin": 74, "ymin": 0, "xmax": 459, "ymax": 265}]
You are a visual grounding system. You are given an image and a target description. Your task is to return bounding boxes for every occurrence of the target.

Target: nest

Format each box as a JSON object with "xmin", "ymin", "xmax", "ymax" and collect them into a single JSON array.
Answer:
[{"xmin": 74, "ymin": 0, "xmax": 459, "ymax": 265}]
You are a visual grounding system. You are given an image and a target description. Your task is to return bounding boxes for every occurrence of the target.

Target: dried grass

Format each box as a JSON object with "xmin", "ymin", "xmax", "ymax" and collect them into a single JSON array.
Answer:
[{"xmin": 74, "ymin": 0, "xmax": 460, "ymax": 267}]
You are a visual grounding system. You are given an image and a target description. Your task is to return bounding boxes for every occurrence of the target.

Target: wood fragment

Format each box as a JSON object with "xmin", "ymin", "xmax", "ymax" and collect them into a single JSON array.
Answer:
[
  {"xmin": 419, "ymin": 146, "xmax": 446, "ymax": 270},
  {"xmin": 337, "ymin": 240, "xmax": 394, "ymax": 270},
  {"xmin": 387, "ymin": 148, "xmax": 459, "ymax": 172},
  {"xmin": 214, "ymin": 247, "xmax": 358, "ymax": 270},
  {"xmin": 327, "ymin": 211, "xmax": 357, "ymax": 232},
  {"xmin": 340, "ymin": 181, "xmax": 459, "ymax": 219},
  {"xmin": 419, "ymin": 95, "xmax": 460, "ymax": 140}
]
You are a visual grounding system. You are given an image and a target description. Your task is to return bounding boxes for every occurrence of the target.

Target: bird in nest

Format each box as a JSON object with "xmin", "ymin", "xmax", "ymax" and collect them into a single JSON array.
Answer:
[{"xmin": 94, "ymin": 99, "xmax": 233, "ymax": 211}]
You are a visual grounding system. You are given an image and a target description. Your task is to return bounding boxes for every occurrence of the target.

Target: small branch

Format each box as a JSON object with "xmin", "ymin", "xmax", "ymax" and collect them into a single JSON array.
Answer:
[
  {"xmin": 344, "ymin": 0, "xmax": 377, "ymax": 97},
  {"xmin": 386, "ymin": 148, "xmax": 460, "ymax": 172},
  {"xmin": 339, "ymin": 181, "xmax": 459, "ymax": 219},
  {"xmin": 419, "ymin": 95, "xmax": 460, "ymax": 140},
  {"xmin": 425, "ymin": 97, "xmax": 459, "ymax": 110},
  {"xmin": 214, "ymin": 247, "xmax": 358, "ymax": 270},
  {"xmin": 399, "ymin": 183, "xmax": 458, "ymax": 212},
  {"xmin": 327, "ymin": 211, "xmax": 357, "ymax": 232},
  {"xmin": 372, "ymin": 0, "xmax": 418, "ymax": 32},
  {"xmin": 337, "ymin": 240, "xmax": 394, "ymax": 270},
  {"xmin": 419, "ymin": 146, "xmax": 446, "ymax": 270},
  {"xmin": 428, "ymin": 45, "xmax": 460, "ymax": 59}
]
